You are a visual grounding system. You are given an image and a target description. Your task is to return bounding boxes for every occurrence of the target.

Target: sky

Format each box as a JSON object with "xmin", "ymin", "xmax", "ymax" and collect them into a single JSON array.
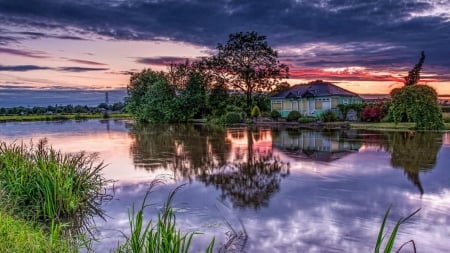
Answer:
[{"xmin": 1, "ymin": 0, "xmax": 450, "ymax": 94}]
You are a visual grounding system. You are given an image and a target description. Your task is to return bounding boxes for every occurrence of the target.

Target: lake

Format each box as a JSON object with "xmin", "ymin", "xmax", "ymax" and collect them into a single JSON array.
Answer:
[{"xmin": 0, "ymin": 119, "xmax": 449, "ymax": 253}]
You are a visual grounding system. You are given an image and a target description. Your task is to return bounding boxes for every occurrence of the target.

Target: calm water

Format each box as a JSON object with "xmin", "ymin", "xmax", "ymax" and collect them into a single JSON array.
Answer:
[{"xmin": 1, "ymin": 120, "xmax": 449, "ymax": 253}]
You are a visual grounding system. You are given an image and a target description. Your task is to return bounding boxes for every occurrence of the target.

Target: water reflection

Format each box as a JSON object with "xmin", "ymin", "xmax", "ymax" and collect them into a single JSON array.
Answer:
[
  {"xmin": 272, "ymin": 129, "xmax": 361, "ymax": 162},
  {"xmin": 128, "ymin": 124, "xmax": 289, "ymax": 209},
  {"xmin": 198, "ymin": 128, "xmax": 289, "ymax": 209},
  {"xmin": 388, "ymin": 132, "xmax": 443, "ymax": 195}
]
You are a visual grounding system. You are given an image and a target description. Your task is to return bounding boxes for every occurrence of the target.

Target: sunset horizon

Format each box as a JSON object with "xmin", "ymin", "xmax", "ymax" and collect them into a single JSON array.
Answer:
[{"xmin": 1, "ymin": 1, "xmax": 450, "ymax": 96}]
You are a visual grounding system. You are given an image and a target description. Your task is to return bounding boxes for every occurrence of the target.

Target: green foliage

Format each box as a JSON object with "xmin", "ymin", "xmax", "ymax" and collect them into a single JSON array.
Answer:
[
  {"xmin": 338, "ymin": 103, "xmax": 365, "ymax": 120},
  {"xmin": 390, "ymin": 85, "xmax": 444, "ymax": 130},
  {"xmin": 286, "ymin": 110, "xmax": 301, "ymax": 122},
  {"xmin": 224, "ymin": 112, "xmax": 243, "ymax": 124},
  {"xmin": 208, "ymin": 84, "xmax": 229, "ymax": 117},
  {"xmin": 319, "ymin": 110, "xmax": 337, "ymax": 122},
  {"xmin": 298, "ymin": 117, "xmax": 317, "ymax": 123},
  {"xmin": 270, "ymin": 110, "xmax": 281, "ymax": 120},
  {"xmin": 208, "ymin": 31, "xmax": 289, "ymax": 113},
  {"xmin": 404, "ymin": 51, "xmax": 425, "ymax": 86},
  {"xmin": 177, "ymin": 73, "xmax": 207, "ymax": 121},
  {"xmin": 127, "ymin": 69, "xmax": 167, "ymax": 121},
  {"xmin": 0, "ymin": 210, "xmax": 76, "ymax": 253},
  {"xmin": 0, "ymin": 139, "xmax": 109, "ymax": 229},
  {"xmin": 252, "ymin": 92, "xmax": 271, "ymax": 112},
  {"xmin": 375, "ymin": 207, "xmax": 420, "ymax": 253},
  {"xmin": 251, "ymin": 105, "xmax": 261, "ymax": 118},
  {"xmin": 116, "ymin": 183, "xmax": 215, "ymax": 253}
]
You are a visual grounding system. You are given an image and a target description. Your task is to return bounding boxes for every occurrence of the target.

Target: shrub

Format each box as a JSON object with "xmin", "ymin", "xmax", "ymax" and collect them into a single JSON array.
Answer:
[
  {"xmin": 224, "ymin": 112, "xmax": 242, "ymax": 124},
  {"xmin": 0, "ymin": 139, "xmax": 109, "ymax": 228},
  {"xmin": 251, "ymin": 105, "xmax": 261, "ymax": 118},
  {"xmin": 116, "ymin": 183, "xmax": 215, "ymax": 253},
  {"xmin": 362, "ymin": 102, "xmax": 388, "ymax": 122},
  {"xmin": 270, "ymin": 110, "xmax": 281, "ymax": 121},
  {"xmin": 298, "ymin": 117, "xmax": 317, "ymax": 123},
  {"xmin": 286, "ymin": 110, "xmax": 301, "ymax": 122},
  {"xmin": 319, "ymin": 110, "xmax": 337, "ymax": 122},
  {"xmin": 390, "ymin": 85, "xmax": 444, "ymax": 130}
]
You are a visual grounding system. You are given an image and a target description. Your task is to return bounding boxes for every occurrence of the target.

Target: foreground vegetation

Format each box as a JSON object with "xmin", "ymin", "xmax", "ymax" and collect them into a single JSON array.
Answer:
[
  {"xmin": 117, "ymin": 183, "xmax": 215, "ymax": 253},
  {"xmin": 0, "ymin": 139, "xmax": 111, "ymax": 251},
  {"xmin": 0, "ymin": 210, "xmax": 75, "ymax": 253}
]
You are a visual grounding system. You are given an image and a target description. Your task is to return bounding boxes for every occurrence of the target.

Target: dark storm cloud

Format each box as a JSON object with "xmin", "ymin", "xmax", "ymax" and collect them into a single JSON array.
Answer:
[
  {"xmin": 0, "ymin": 47, "xmax": 50, "ymax": 58},
  {"xmin": 0, "ymin": 65, "xmax": 51, "ymax": 71},
  {"xmin": 57, "ymin": 67, "xmax": 109, "ymax": 72},
  {"xmin": 136, "ymin": 56, "xmax": 192, "ymax": 66},
  {"xmin": 0, "ymin": 64, "xmax": 108, "ymax": 73},
  {"xmin": 0, "ymin": 0, "xmax": 449, "ymax": 71},
  {"xmin": 66, "ymin": 58, "xmax": 107, "ymax": 66}
]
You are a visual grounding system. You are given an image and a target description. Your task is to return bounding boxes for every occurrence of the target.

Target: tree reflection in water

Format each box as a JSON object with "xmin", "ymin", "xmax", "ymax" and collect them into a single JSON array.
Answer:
[
  {"xmin": 128, "ymin": 124, "xmax": 289, "ymax": 209},
  {"xmin": 387, "ymin": 131, "xmax": 443, "ymax": 195}
]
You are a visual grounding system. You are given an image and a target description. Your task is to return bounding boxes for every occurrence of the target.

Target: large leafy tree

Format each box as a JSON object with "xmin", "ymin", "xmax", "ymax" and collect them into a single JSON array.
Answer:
[
  {"xmin": 208, "ymin": 31, "xmax": 289, "ymax": 114},
  {"xmin": 390, "ymin": 85, "xmax": 444, "ymax": 130},
  {"xmin": 389, "ymin": 51, "xmax": 444, "ymax": 130}
]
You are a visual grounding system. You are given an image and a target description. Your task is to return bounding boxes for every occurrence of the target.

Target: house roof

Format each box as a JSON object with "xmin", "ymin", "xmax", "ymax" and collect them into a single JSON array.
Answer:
[{"xmin": 272, "ymin": 80, "xmax": 360, "ymax": 99}]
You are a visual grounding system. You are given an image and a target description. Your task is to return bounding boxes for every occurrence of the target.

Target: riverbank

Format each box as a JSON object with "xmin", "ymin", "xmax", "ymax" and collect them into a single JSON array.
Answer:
[{"xmin": 0, "ymin": 113, "xmax": 131, "ymax": 122}]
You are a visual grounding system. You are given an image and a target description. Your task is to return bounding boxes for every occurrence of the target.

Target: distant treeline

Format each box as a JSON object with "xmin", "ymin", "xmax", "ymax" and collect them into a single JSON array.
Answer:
[{"xmin": 0, "ymin": 102, "xmax": 126, "ymax": 115}]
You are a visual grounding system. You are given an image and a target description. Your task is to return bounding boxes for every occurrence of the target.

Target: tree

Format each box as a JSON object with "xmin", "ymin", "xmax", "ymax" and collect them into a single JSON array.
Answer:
[
  {"xmin": 389, "ymin": 51, "xmax": 444, "ymax": 130},
  {"xmin": 404, "ymin": 51, "xmax": 425, "ymax": 86},
  {"xmin": 177, "ymin": 73, "xmax": 207, "ymax": 121},
  {"xmin": 126, "ymin": 69, "xmax": 167, "ymax": 120},
  {"xmin": 390, "ymin": 85, "xmax": 444, "ymax": 130},
  {"xmin": 208, "ymin": 31, "xmax": 289, "ymax": 114}
]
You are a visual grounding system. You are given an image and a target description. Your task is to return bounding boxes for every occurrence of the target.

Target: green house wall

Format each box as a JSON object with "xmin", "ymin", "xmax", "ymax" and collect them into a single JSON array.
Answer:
[{"xmin": 271, "ymin": 95, "xmax": 362, "ymax": 118}]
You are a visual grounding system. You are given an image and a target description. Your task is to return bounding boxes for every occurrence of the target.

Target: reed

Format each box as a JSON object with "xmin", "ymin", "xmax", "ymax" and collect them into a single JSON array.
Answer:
[
  {"xmin": 375, "ymin": 206, "xmax": 420, "ymax": 253},
  {"xmin": 116, "ymin": 182, "xmax": 215, "ymax": 253},
  {"xmin": 0, "ymin": 139, "xmax": 110, "ymax": 233}
]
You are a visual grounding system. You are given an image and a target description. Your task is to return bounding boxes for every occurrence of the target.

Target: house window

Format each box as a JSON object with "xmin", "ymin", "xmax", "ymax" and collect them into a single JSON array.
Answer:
[
  {"xmin": 282, "ymin": 100, "xmax": 292, "ymax": 110},
  {"xmin": 343, "ymin": 98, "xmax": 349, "ymax": 105},
  {"xmin": 272, "ymin": 101, "xmax": 282, "ymax": 111},
  {"xmin": 332, "ymin": 98, "xmax": 338, "ymax": 109},
  {"xmin": 315, "ymin": 99, "xmax": 322, "ymax": 110}
]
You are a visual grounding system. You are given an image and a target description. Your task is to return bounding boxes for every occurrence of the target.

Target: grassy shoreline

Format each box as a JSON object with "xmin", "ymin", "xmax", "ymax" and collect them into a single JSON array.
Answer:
[
  {"xmin": 0, "ymin": 113, "xmax": 131, "ymax": 122},
  {"xmin": 350, "ymin": 122, "xmax": 450, "ymax": 131}
]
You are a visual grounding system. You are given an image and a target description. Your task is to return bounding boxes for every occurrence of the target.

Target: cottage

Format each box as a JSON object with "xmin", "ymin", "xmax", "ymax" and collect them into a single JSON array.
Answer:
[{"xmin": 271, "ymin": 80, "xmax": 362, "ymax": 117}]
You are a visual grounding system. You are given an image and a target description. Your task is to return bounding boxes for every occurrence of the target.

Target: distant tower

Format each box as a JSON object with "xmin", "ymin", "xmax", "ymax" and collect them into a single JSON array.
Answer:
[{"xmin": 105, "ymin": 91, "xmax": 109, "ymax": 105}]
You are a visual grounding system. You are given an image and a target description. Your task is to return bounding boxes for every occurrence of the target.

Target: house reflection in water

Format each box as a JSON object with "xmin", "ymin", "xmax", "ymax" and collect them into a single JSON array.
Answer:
[{"xmin": 272, "ymin": 129, "xmax": 362, "ymax": 162}]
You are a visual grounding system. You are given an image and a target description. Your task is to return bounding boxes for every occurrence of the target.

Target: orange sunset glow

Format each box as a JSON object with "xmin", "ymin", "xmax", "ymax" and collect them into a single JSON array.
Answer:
[{"xmin": 1, "ymin": 0, "xmax": 450, "ymax": 99}]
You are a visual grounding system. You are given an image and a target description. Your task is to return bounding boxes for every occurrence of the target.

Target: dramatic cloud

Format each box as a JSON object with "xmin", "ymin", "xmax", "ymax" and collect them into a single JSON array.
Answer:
[
  {"xmin": 0, "ymin": 64, "xmax": 50, "ymax": 71},
  {"xmin": 0, "ymin": 0, "xmax": 449, "ymax": 91},
  {"xmin": 57, "ymin": 67, "xmax": 109, "ymax": 72},
  {"xmin": 0, "ymin": 64, "xmax": 108, "ymax": 73},
  {"xmin": 66, "ymin": 58, "xmax": 107, "ymax": 66},
  {"xmin": 0, "ymin": 47, "xmax": 49, "ymax": 58},
  {"xmin": 136, "ymin": 56, "xmax": 192, "ymax": 66}
]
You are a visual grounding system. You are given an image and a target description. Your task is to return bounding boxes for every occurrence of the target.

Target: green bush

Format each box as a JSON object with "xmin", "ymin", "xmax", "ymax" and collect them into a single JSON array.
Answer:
[
  {"xmin": 251, "ymin": 105, "xmax": 261, "ymax": 118},
  {"xmin": 261, "ymin": 111, "xmax": 271, "ymax": 117},
  {"xmin": 0, "ymin": 139, "xmax": 109, "ymax": 227},
  {"xmin": 270, "ymin": 110, "xmax": 281, "ymax": 120},
  {"xmin": 390, "ymin": 85, "xmax": 444, "ymax": 130},
  {"xmin": 298, "ymin": 117, "xmax": 317, "ymax": 123},
  {"xmin": 224, "ymin": 112, "xmax": 242, "ymax": 124},
  {"xmin": 286, "ymin": 110, "xmax": 301, "ymax": 122},
  {"xmin": 320, "ymin": 110, "xmax": 338, "ymax": 122}
]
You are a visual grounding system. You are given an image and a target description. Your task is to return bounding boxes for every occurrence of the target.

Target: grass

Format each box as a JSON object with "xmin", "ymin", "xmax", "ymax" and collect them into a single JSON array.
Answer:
[
  {"xmin": 350, "ymin": 122, "xmax": 450, "ymax": 131},
  {"xmin": 0, "ymin": 113, "xmax": 131, "ymax": 122},
  {"xmin": 116, "ymin": 182, "xmax": 215, "ymax": 253},
  {"xmin": 375, "ymin": 207, "xmax": 420, "ymax": 253},
  {"xmin": 0, "ymin": 139, "xmax": 110, "ymax": 234},
  {"xmin": 0, "ymin": 209, "xmax": 76, "ymax": 253}
]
